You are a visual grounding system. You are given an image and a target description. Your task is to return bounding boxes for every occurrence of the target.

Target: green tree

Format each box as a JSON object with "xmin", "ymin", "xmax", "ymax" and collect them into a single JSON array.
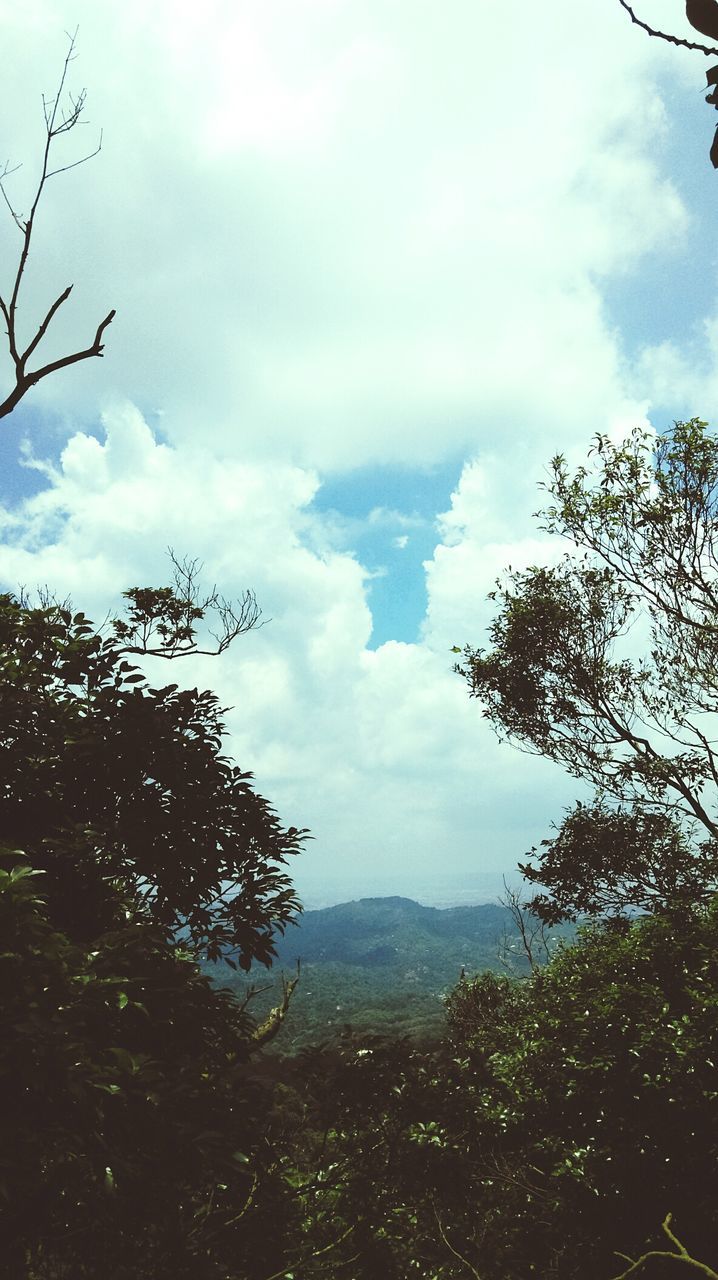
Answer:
[
  {"xmin": 0, "ymin": 594, "xmax": 302, "ymax": 961},
  {"xmin": 0, "ymin": 36, "xmax": 310, "ymax": 1275},
  {"xmin": 0, "ymin": 594, "xmax": 305, "ymax": 1278},
  {"xmin": 442, "ymin": 906, "xmax": 718, "ymax": 1277},
  {"xmin": 288, "ymin": 909, "xmax": 718, "ymax": 1279},
  {"xmin": 457, "ymin": 419, "xmax": 718, "ymax": 918}
]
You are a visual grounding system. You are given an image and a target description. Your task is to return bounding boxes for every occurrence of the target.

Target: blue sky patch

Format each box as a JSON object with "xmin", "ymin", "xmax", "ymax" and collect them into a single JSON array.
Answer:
[{"xmin": 313, "ymin": 459, "xmax": 463, "ymax": 647}]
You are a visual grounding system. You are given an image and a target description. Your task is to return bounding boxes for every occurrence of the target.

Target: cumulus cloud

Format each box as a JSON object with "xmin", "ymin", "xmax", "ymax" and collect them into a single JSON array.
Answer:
[
  {"xmin": 0, "ymin": 0, "xmax": 688, "ymax": 467},
  {"xmin": 0, "ymin": 406, "xmax": 577, "ymax": 900},
  {"xmin": 0, "ymin": 0, "xmax": 709, "ymax": 900}
]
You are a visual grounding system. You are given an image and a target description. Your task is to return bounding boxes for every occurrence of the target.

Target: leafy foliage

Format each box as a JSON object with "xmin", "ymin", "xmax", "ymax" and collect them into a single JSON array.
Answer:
[
  {"xmin": 0, "ymin": 592, "xmax": 305, "ymax": 1277},
  {"xmin": 520, "ymin": 800, "xmax": 718, "ymax": 923},
  {"xmin": 458, "ymin": 420, "xmax": 718, "ymax": 916},
  {"xmin": 274, "ymin": 907, "xmax": 718, "ymax": 1278},
  {"xmin": 0, "ymin": 592, "xmax": 302, "ymax": 963}
]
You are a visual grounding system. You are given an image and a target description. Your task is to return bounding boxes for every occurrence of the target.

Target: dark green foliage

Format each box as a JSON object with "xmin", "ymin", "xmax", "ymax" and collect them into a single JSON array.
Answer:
[
  {"xmin": 520, "ymin": 800, "xmax": 718, "ymax": 923},
  {"xmin": 1, "ymin": 859, "xmax": 274, "ymax": 1279},
  {"xmin": 0, "ymin": 592, "xmax": 304, "ymax": 1278},
  {"xmin": 0, "ymin": 593, "xmax": 302, "ymax": 962},
  {"xmin": 444, "ymin": 906, "xmax": 718, "ymax": 1276},
  {"xmin": 280, "ymin": 907, "xmax": 718, "ymax": 1278}
]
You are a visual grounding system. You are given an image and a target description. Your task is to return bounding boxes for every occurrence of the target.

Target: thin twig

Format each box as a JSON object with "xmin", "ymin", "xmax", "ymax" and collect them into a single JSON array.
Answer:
[
  {"xmin": 432, "ymin": 1202, "xmax": 483, "ymax": 1280},
  {"xmin": 617, "ymin": 0, "xmax": 718, "ymax": 55},
  {"xmin": 260, "ymin": 1223, "xmax": 355, "ymax": 1280},
  {"xmin": 0, "ymin": 28, "xmax": 114, "ymax": 422}
]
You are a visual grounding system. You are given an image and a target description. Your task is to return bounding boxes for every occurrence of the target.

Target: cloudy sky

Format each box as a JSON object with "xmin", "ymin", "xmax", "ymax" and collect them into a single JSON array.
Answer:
[{"xmin": 1, "ymin": 0, "xmax": 717, "ymax": 906}]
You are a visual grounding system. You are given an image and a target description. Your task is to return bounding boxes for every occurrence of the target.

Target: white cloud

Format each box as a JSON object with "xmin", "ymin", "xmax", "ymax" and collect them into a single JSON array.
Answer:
[
  {"xmin": 0, "ymin": 1, "xmax": 710, "ymax": 900},
  {"xmin": 0, "ymin": 406, "xmax": 584, "ymax": 900},
  {"xmin": 0, "ymin": 0, "xmax": 690, "ymax": 470},
  {"xmin": 630, "ymin": 316, "xmax": 718, "ymax": 423}
]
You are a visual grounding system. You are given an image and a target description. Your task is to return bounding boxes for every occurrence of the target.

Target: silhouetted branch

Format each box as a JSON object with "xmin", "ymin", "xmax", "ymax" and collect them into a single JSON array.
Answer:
[
  {"xmin": 616, "ymin": 0, "xmax": 718, "ymax": 55},
  {"xmin": 112, "ymin": 549, "xmax": 267, "ymax": 660},
  {"xmin": 0, "ymin": 28, "xmax": 115, "ymax": 422}
]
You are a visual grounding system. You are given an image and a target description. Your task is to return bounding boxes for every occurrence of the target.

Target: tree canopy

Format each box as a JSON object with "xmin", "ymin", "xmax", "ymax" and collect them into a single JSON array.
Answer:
[
  {"xmin": 0, "ymin": 593, "xmax": 302, "ymax": 963},
  {"xmin": 458, "ymin": 419, "xmax": 718, "ymax": 918},
  {"xmin": 0, "ymin": 591, "xmax": 306, "ymax": 1278}
]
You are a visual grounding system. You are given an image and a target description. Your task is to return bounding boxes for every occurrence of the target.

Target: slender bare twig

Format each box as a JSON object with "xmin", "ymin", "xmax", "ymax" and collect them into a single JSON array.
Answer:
[
  {"xmin": 0, "ymin": 28, "xmax": 115, "ymax": 421},
  {"xmin": 616, "ymin": 0, "xmax": 718, "ymax": 55},
  {"xmin": 260, "ymin": 1223, "xmax": 356, "ymax": 1280},
  {"xmin": 236, "ymin": 983, "xmax": 274, "ymax": 1014},
  {"xmin": 499, "ymin": 880, "xmax": 551, "ymax": 975},
  {"xmin": 431, "ymin": 1202, "xmax": 483, "ymax": 1280}
]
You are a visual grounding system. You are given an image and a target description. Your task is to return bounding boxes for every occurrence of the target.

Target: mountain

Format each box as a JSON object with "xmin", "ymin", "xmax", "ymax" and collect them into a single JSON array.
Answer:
[
  {"xmin": 211, "ymin": 896, "xmax": 568, "ymax": 1053},
  {"xmin": 273, "ymin": 894, "xmax": 509, "ymax": 968}
]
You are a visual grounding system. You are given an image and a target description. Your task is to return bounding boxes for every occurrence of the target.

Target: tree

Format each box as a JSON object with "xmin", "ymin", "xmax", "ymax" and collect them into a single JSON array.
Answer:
[
  {"xmin": 442, "ymin": 906, "xmax": 718, "ymax": 1278},
  {"xmin": 0, "ymin": 38, "xmax": 309, "ymax": 1275},
  {"xmin": 457, "ymin": 419, "xmax": 718, "ymax": 917},
  {"xmin": 272, "ymin": 905, "xmax": 718, "ymax": 1277},
  {"xmin": 110, "ymin": 549, "xmax": 265, "ymax": 660},
  {"xmin": 0, "ymin": 29, "xmax": 114, "ymax": 420},
  {"xmin": 0, "ymin": 593, "xmax": 303, "ymax": 963},
  {"xmin": 0, "ymin": 592, "xmax": 306, "ymax": 1278}
]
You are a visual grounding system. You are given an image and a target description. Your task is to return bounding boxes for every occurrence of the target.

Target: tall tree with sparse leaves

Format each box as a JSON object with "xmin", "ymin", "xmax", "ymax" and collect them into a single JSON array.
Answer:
[{"xmin": 458, "ymin": 419, "xmax": 718, "ymax": 919}]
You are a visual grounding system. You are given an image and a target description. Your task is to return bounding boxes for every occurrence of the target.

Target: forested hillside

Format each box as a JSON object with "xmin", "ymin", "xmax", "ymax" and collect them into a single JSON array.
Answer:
[{"xmin": 214, "ymin": 896, "xmax": 569, "ymax": 1050}]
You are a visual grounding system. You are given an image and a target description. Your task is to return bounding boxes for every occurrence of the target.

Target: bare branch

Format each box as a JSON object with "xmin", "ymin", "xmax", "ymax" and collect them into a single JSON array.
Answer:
[
  {"xmin": 235, "ymin": 982, "xmax": 275, "ymax": 1014},
  {"xmin": 431, "ymin": 1202, "xmax": 484, "ymax": 1280},
  {"xmin": 499, "ymin": 880, "xmax": 552, "ymax": 975},
  {"xmin": 259, "ymin": 1223, "xmax": 356, "ymax": 1280},
  {"xmin": 19, "ymin": 284, "xmax": 73, "ymax": 369},
  {"xmin": 0, "ymin": 309, "xmax": 116, "ymax": 420},
  {"xmin": 0, "ymin": 28, "xmax": 115, "ymax": 423},
  {"xmin": 616, "ymin": 0, "xmax": 718, "ymax": 55},
  {"xmin": 0, "ymin": 161, "xmax": 24, "ymax": 231},
  {"xmin": 46, "ymin": 129, "xmax": 103, "ymax": 181}
]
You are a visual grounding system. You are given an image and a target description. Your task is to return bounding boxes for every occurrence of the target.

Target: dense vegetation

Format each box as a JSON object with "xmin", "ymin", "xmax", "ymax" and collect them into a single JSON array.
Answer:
[
  {"xmin": 3, "ymin": 39, "xmax": 718, "ymax": 1277},
  {"xmin": 216, "ymin": 896, "xmax": 569, "ymax": 1051},
  {"xmin": 4, "ymin": 420, "xmax": 718, "ymax": 1277}
]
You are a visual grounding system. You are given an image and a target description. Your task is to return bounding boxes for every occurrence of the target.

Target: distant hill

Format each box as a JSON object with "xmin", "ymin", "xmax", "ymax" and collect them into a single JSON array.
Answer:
[{"xmin": 210, "ymin": 896, "xmax": 570, "ymax": 1053}]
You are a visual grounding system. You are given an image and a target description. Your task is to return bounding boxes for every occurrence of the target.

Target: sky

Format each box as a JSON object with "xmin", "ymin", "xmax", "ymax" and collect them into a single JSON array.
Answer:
[{"xmin": 1, "ymin": 0, "xmax": 717, "ymax": 907}]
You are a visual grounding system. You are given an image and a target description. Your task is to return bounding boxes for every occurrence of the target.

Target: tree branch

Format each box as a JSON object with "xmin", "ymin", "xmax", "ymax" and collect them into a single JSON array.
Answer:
[
  {"xmin": 251, "ymin": 962, "xmax": 301, "ymax": 1048},
  {"xmin": 432, "ymin": 1202, "xmax": 484, "ymax": 1280},
  {"xmin": 612, "ymin": 1213, "xmax": 718, "ymax": 1278},
  {"xmin": 0, "ymin": 309, "xmax": 116, "ymax": 420},
  {"xmin": 0, "ymin": 29, "xmax": 114, "ymax": 423},
  {"xmin": 616, "ymin": 0, "xmax": 718, "ymax": 55},
  {"xmin": 19, "ymin": 284, "xmax": 73, "ymax": 370},
  {"xmin": 111, "ymin": 549, "xmax": 266, "ymax": 660}
]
